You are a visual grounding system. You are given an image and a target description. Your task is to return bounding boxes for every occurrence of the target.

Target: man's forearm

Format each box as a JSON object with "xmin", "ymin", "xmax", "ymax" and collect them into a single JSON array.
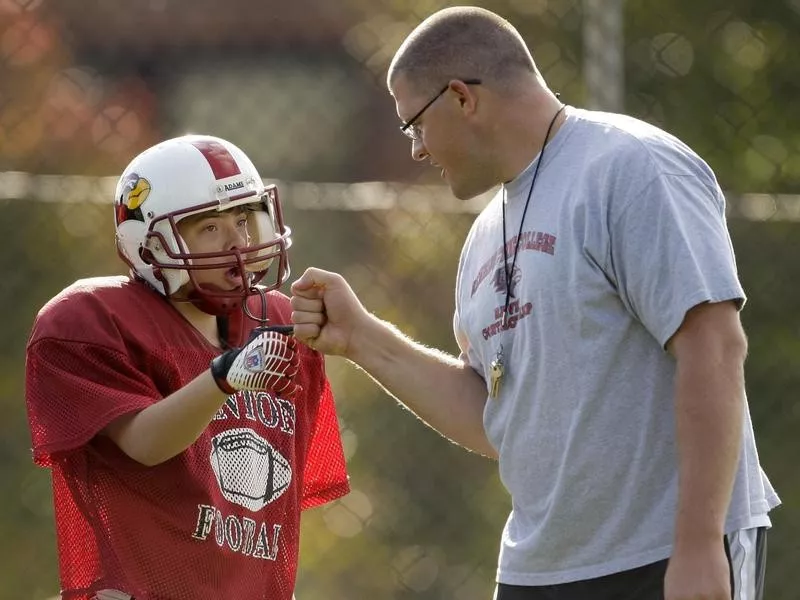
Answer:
[
  {"xmin": 348, "ymin": 314, "xmax": 495, "ymax": 458},
  {"xmin": 673, "ymin": 348, "xmax": 745, "ymax": 546}
]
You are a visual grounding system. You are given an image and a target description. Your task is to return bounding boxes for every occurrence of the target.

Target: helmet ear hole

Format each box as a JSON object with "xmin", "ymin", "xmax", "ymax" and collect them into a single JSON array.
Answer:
[{"xmin": 140, "ymin": 247, "xmax": 155, "ymax": 265}]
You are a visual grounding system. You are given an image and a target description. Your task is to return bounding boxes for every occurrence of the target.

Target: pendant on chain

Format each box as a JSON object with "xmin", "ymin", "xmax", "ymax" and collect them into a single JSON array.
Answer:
[
  {"xmin": 490, "ymin": 105, "xmax": 564, "ymax": 401},
  {"xmin": 489, "ymin": 344, "xmax": 505, "ymax": 399}
]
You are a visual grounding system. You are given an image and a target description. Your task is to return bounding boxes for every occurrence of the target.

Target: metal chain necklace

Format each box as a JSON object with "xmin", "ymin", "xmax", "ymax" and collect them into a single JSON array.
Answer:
[{"xmin": 489, "ymin": 104, "xmax": 565, "ymax": 399}]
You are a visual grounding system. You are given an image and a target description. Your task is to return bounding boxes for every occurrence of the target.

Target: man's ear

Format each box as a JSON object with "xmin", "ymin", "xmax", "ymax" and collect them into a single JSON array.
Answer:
[{"xmin": 449, "ymin": 80, "xmax": 478, "ymax": 115}]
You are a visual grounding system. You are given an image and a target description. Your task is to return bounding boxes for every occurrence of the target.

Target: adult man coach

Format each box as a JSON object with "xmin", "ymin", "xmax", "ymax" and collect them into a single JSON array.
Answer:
[{"xmin": 291, "ymin": 6, "xmax": 779, "ymax": 600}]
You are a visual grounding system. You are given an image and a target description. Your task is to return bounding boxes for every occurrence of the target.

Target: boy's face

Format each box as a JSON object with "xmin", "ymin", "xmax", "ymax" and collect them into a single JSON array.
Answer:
[{"xmin": 176, "ymin": 206, "xmax": 251, "ymax": 292}]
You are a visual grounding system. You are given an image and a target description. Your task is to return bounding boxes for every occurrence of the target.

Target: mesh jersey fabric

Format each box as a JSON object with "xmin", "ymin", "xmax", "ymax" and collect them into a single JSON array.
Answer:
[{"xmin": 25, "ymin": 276, "xmax": 350, "ymax": 600}]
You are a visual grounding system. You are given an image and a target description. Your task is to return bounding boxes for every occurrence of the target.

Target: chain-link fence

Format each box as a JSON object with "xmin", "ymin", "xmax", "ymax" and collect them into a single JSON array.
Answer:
[{"xmin": 1, "ymin": 1, "xmax": 798, "ymax": 599}]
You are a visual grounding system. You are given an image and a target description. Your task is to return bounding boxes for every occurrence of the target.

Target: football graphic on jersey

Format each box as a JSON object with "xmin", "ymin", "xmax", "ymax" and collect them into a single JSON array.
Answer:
[{"xmin": 210, "ymin": 428, "xmax": 292, "ymax": 512}]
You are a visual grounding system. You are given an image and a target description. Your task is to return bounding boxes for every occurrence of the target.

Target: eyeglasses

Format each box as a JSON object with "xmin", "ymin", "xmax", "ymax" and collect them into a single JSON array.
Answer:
[{"xmin": 399, "ymin": 79, "xmax": 482, "ymax": 141}]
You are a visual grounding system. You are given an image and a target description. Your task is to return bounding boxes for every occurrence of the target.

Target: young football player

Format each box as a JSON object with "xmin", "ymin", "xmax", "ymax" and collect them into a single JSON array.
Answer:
[{"xmin": 25, "ymin": 134, "xmax": 349, "ymax": 600}]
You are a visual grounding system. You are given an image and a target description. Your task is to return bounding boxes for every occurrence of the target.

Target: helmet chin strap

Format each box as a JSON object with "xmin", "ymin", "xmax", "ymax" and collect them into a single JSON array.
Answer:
[
  {"xmin": 185, "ymin": 284, "xmax": 294, "ymax": 335},
  {"xmin": 186, "ymin": 285, "xmax": 241, "ymax": 316},
  {"xmin": 180, "ymin": 267, "xmax": 255, "ymax": 317}
]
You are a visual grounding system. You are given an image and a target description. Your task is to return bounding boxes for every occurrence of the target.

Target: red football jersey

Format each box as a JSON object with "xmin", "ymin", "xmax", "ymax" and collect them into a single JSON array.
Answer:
[{"xmin": 25, "ymin": 276, "xmax": 350, "ymax": 600}]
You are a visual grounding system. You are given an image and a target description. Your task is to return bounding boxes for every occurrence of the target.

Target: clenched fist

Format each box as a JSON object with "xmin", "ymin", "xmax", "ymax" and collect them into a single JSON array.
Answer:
[{"xmin": 210, "ymin": 328, "xmax": 301, "ymax": 397}]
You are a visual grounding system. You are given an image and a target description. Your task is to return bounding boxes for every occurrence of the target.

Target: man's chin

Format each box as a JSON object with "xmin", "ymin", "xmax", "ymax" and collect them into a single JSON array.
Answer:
[{"xmin": 449, "ymin": 180, "xmax": 492, "ymax": 201}]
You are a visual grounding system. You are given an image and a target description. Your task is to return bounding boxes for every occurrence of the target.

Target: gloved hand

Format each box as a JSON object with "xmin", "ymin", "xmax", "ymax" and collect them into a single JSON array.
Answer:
[{"xmin": 210, "ymin": 328, "xmax": 300, "ymax": 397}]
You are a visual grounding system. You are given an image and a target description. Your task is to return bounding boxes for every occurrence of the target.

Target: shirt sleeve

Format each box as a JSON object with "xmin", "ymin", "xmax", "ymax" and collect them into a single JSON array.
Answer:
[
  {"xmin": 607, "ymin": 171, "xmax": 745, "ymax": 348},
  {"xmin": 299, "ymin": 365, "xmax": 350, "ymax": 510},
  {"xmin": 25, "ymin": 337, "xmax": 160, "ymax": 466},
  {"xmin": 453, "ymin": 221, "xmax": 485, "ymax": 373}
]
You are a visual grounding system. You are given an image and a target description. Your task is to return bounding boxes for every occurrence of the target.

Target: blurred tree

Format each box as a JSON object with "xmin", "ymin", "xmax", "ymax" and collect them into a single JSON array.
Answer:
[{"xmin": 626, "ymin": 0, "xmax": 800, "ymax": 193}]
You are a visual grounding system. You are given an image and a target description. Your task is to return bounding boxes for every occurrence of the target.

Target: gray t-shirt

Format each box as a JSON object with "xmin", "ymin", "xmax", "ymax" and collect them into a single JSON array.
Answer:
[{"xmin": 453, "ymin": 107, "xmax": 780, "ymax": 585}]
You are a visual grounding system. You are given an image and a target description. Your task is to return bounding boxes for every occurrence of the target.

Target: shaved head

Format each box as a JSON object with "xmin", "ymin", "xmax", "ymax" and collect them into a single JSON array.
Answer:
[{"xmin": 387, "ymin": 6, "xmax": 538, "ymax": 94}]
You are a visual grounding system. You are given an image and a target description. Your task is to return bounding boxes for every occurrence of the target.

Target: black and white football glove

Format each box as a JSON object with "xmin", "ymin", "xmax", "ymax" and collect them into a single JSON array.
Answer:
[{"xmin": 210, "ymin": 328, "xmax": 300, "ymax": 397}]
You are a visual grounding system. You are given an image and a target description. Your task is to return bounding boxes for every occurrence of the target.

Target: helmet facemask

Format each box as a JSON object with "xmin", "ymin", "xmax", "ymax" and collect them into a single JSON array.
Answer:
[{"xmin": 143, "ymin": 186, "xmax": 292, "ymax": 316}]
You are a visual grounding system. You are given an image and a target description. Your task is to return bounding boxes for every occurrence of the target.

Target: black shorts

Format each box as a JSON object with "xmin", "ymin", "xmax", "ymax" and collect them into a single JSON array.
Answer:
[{"xmin": 494, "ymin": 527, "xmax": 767, "ymax": 600}]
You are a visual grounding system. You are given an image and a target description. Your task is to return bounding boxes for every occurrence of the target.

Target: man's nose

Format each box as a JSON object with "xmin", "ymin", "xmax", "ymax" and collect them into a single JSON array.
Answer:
[{"xmin": 412, "ymin": 137, "xmax": 428, "ymax": 162}]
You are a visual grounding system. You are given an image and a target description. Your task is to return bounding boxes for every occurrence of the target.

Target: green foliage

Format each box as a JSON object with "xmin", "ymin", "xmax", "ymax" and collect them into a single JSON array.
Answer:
[{"xmin": 625, "ymin": 0, "xmax": 800, "ymax": 193}]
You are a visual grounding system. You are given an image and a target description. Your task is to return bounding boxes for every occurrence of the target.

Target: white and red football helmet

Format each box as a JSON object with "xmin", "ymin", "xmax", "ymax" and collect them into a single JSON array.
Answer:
[{"xmin": 114, "ymin": 134, "xmax": 291, "ymax": 316}]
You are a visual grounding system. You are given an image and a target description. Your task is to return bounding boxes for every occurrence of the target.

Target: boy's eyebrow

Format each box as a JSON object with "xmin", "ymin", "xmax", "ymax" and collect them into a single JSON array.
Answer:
[
  {"xmin": 182, "ymin": 206, "xmax": 247, "ymax": 225},
  {"xmin": 181, "ymin": 213, "xmax": 218, "ymax": 226}
]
